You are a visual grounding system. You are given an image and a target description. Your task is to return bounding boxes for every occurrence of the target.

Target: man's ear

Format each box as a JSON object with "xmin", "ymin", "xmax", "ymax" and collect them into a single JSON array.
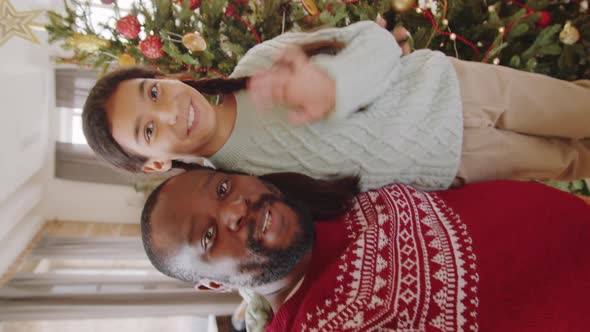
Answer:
[
  {"xmin": 194, "ymin": 279, "xmax": 232, "ymax": 292},
  {"xmin": 142, "ymin": 159, "xmax": 172, "ymax": 173}
]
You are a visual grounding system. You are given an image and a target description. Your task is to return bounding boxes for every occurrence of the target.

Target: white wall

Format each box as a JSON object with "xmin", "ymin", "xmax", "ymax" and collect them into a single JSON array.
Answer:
[
  {"xmin": 0, "ymin": 0, "xmax": 141, "ymax": 277},
  {"xmin": 44, "ymin": 179, "xmax": 143, "ymax": 224},
  {"xmin": 0, "ymin": 68, "xmax": 49, "ymax": 204},
  {"xmin": 39, "ymin": 0, "xmax": 143, "ymax": 225},
  {"xmin": 0, "ymin": 0, "xmax": 55, "ymax": 275},
  {"xmin": 0, "ymin": 175, "xmax": 45, "ymax": 275}
]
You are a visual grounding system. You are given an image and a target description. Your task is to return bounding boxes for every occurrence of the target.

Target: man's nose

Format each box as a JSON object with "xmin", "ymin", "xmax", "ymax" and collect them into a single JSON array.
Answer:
[{"xmin": 220, "ymin": 195, "xmax": 247, "ymax": 232}]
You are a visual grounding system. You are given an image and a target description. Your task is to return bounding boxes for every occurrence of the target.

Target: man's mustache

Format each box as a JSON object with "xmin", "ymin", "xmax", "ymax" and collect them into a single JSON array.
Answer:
[{"xmin": 246, "ymin": 193, "xmax": 281, "ymax": 242}]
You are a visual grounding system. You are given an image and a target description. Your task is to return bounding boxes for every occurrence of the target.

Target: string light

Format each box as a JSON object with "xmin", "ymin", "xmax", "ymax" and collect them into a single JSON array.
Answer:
[
  {"xmin": 352, "ymin": 0, "xmax": 587, "ymax": 64},
  {"xmin": 418, "ymin": 3, "xmax": 481, "ymax": 58}
]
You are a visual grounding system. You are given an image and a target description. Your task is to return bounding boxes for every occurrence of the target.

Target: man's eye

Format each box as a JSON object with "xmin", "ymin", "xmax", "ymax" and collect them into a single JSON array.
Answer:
[
  {"xmin": 145, "ymin": 122, "xmax": 155, "ymax": 143},
  {"xmin": 217, "ymin": 179, "xmax": 230, "ymax": 198},
  {"xmin": 202, "ymin": 225, "xmax": 216, "ymax": 251},
  {"xmin": 150, "ymin": 85, "xmax": 158, "ymax": 101}
]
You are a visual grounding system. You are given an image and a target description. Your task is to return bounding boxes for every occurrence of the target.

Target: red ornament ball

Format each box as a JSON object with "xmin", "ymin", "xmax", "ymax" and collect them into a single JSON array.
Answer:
[
  {"xmin": 536, "ymin": 11, "xmax": 552, "ymax": 28},
  {"xmin": 116, "ymin": 15, "xmax": 141, "ymax": 39},
  {"xmin": 225, "ymin": 4, "xmax": 237, "ymax": 17},
  {"xmin": 175, "ymin": 0, "xmax": 201, "ymax": 10},
  {"xmin": 140, "ymin": 35, "xmax": 164, "ymax": 59}
]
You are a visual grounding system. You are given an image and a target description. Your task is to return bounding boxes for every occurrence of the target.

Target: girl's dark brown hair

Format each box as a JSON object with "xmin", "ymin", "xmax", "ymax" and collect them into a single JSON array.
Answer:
[
  {"xmin": 259, "ymin": 172, "xmax": 359, "ymax": 220},
  {"xmin": 82, "ymin": 41, "xmax": 345, "ymax": 173}
]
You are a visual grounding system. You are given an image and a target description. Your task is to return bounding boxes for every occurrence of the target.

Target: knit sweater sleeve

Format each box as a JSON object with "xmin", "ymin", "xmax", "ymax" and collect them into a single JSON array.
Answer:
[{"xmin": 309, "ymin": 21, "xmax": 402, "ymax": 119}]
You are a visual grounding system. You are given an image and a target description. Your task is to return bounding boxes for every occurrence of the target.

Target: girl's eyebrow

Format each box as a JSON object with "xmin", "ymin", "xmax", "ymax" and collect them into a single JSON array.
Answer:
[{"xmin": 138, "ymin": 79, "xmax": 147, "ymax": 98}]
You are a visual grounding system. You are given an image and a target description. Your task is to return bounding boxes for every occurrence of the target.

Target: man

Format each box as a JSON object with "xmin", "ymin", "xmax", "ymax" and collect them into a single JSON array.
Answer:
[{"xmin": 141, "ymin": 168, "xmax": 590, "ymax": 331}]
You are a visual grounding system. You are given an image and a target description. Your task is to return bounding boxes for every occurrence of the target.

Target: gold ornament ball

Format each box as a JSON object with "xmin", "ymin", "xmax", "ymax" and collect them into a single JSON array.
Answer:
[
  {"xmin": 118, "ymin": 53, "xmax": 136, "ymax": 67},
  {"xmin": 391, "ymin": 0, "xmax": 416, "ymax": 13},
  {"xmin": 559, "ymin": 21, "xmax": 580, "ymax": 45},
  {"xmin": 301, "ymin": 0, "xmax": 319, "ymax": 16},
  {"xmin": 67, "ymin": 32, "xmax": 111, "ymax": 52},
  {"xmin": 182, "ymin": 32, "xmax": 207, "ymax": 52}
]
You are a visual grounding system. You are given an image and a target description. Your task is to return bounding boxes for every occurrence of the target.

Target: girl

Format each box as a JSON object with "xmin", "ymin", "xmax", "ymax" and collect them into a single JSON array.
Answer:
[{"xmin": 83, "ymin": 20, "xmax": 590, "ymax": 191}]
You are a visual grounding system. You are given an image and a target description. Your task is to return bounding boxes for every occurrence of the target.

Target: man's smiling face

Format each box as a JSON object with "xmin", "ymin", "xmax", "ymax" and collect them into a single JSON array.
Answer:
[{"xmin": 147, "ymin": 168, "xmax": 315, "ymax": 287}]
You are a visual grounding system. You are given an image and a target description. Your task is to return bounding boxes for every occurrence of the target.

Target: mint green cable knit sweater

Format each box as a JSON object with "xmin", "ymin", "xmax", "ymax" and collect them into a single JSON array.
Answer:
[{"xmin": 210, "ymin": 21, "xmax": 463, "ymax": 191}]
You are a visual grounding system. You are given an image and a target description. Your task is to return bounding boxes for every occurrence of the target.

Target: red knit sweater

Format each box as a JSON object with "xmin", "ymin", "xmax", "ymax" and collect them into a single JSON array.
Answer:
[{"xmin": 265, "ymin": 181, "xmax": 590, "ymax": 331}]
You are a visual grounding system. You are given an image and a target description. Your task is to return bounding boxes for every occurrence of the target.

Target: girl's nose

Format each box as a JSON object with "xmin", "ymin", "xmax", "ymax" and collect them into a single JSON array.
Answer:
[{"xmin": 156, "ymin": 111, "xmax": 178, "ymax": 125}]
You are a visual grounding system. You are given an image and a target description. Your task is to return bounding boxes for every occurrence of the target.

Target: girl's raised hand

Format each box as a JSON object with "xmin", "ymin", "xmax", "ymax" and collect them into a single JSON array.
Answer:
[{"xmin": 248, "ymin": 46, "xmax": 336, "ymax": 125}]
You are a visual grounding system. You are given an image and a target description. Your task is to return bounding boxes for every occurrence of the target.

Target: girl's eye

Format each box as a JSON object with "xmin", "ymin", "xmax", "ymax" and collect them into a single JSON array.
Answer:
[
  {"xmin": 149, "ymin": 85, "xmax": 158, "ymax": 101},
  {"xmin": 202, "ymin": 225, "xmax": 216, "ymax": 251},
  {"xmin": 217, "ymin": 179, "xmax": 230, "ymax": 198},
  {"xmin": 145, "ymin": 122, "xmax": 155, "ymax": 143}
]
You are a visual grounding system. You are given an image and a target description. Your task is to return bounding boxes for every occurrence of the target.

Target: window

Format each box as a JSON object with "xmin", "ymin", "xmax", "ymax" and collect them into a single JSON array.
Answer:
[
  {"xmin": 58, "ymin": 107, "xmax": 86, "ymax": 144},
  {"xmin": 56, "ymin": 0, "xmax": 144, "ymax": 145},
  {"xmin": 81, "ymin": 0, "xmax": 153, "ymax": 39},
  {"xmin": 54, "ymin": 68, "xmax": 135, "ymax": 185}
]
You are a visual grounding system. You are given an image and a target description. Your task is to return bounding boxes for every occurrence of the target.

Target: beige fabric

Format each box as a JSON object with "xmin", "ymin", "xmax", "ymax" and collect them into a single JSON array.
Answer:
[
  {"xmin": 238, "ymin": 288, "xmax": 272, "ymax": 332},
  {"xmin": 450, "ymin": 57, "xmax": 590, "ymax": 183}
]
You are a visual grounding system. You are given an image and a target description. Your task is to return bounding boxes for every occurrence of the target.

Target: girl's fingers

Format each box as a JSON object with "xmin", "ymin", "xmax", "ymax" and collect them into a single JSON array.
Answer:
[
  {"xmin": 270, "ymin": 66, "xmax": 291, "ymax": 105},
  {"xmin": 273, "ymin": 46, "xmax": 308, "ymax": 72},
  {"xmin": 288, "ymin": 109, "xmax": 312, "ymax": 126},
  {"xmin": 248, "ymin": 72, "xmax": 275, "ymax": 110},
  {"xmin": 375, "ymin": 16, "xmax": 387, "ymax": 29},
  {"xmin": 288, "ymin": 105, "xmax": 323, "ymax": 125},
  {"xmin": 249, "ymin": 67, "xmax": 295, "ymax": 111},
  {"xmin": 391, "ymin": 26, "xmax": 410, "ymax": 43},
  {"xmin": 401, "ymin": 42, "xmax": 411, "ymax": 56}
]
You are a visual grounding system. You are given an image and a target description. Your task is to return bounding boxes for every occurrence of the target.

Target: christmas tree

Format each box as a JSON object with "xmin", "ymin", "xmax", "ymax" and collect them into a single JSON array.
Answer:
[
  {"xmin": 46, "ymin": 0, "xmax": 590, "ymax": 78},
  {"xmin": 45, "ymin": 0, "xmax": 590, "ymax": 195}
]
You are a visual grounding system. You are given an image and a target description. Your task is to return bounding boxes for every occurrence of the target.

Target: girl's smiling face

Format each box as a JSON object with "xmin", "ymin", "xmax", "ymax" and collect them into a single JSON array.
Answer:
[{"xmin": 106, "ymin": 78, "xmax": 218, "ymax": 162}]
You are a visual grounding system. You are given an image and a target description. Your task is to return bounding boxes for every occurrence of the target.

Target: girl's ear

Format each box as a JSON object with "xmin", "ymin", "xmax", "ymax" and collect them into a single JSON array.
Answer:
[
  {"xmin": 194, "ymin": 279, "xmax": 232, "ymax": 292},
  {"xmin": 142, "ymin": 159, "xmax": 172, "ymax": 173}
]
